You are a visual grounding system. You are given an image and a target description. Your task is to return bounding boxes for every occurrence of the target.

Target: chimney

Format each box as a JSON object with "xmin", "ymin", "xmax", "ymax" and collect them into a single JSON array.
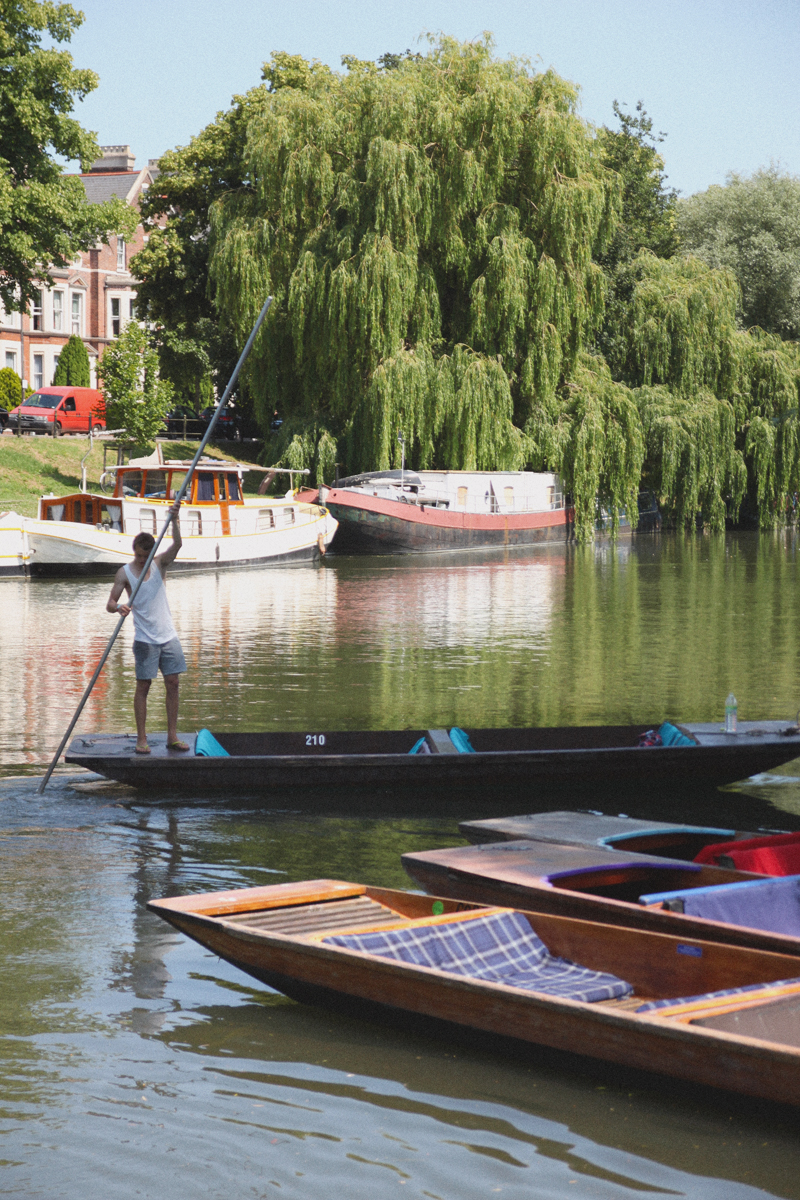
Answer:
[{"xmin": 89, "ymin": 145, "xmax": 136, "ymax": 173}]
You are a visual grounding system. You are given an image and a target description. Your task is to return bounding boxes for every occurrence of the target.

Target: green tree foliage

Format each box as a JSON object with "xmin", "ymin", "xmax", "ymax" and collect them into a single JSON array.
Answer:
[
  {"xmin": 0, "ymin": 1, "xmax": 135, "ymax": 311},
  {"xmin": 52, "ymin": 333, "xmax": 90, "ymax": 385},
  {"xmin": 135, "ymin": 39, "xmax": 800, "ymax": 535},
  {"xmin": 97, "ymin": 322, "xmax": 173, "ymax": 445},
  {"xmin": 678, "ymin": 166, "xmax": 800, "ymax": 339},
  {"xmin": 204, "ymin": 36, "xmax": 632, "ymax": 526},
  {"xmin": 131, "ymin": 88, "xmax": 269, "ymax": 407},
  {"xmin": 597, "ymin": 102, "xmax": 678, "ymax": 268},
  {"xmin": 0, "ymin": 366, "xmax": 21, "ymax": 409}
]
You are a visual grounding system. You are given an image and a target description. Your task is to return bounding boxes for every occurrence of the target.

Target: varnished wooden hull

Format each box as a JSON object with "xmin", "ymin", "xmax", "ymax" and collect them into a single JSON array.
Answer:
[
  {"xmin": 400, "ymin": 840, "xmax": 800, "ymax": 956},
  {"xmin": 147, "ymin": 880, "xmax": 800, "ymax": 1107}
]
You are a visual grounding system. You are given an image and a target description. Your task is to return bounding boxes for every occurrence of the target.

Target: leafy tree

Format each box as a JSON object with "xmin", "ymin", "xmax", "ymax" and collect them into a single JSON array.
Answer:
[
  {"xmin": 0, "ymin": 366, "xmax": 21, "ymax": 410},
  {"xmin": 596, "ymin": 102, "xmax": 678, "ymax": 268},
  {"xmin": 0, "ymin": 0, "xmax": 135, "ymax": 312},
  {"xmin": 677, "ymin": 166, "xmax": 800, "ymax": 340},
  {"xmin": 204, "ymin": 36, "xmax": 629, "ymax": 532},
  {"xmin": 97, "ymin": 322, "xmax": 173, "ymax": 445},
  {"xmin": 131, "ymin": 86, "xmax": 270, "ymax": 409},
  {"xmin": 52, "ymin": 333, "xmax": 90, "ymax": 385}
]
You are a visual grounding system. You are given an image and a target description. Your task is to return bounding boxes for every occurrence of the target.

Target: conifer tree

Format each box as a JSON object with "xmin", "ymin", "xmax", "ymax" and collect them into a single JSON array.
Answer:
[{"xmin": 53, "ymin": 334, "xmax": 91, "ymax": 386}]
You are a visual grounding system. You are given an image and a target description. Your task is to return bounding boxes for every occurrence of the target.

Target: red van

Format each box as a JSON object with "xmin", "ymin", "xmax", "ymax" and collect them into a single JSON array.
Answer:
[{"xmin": 8, "ymin": 387, "xmax": 106, "ymax": 435}]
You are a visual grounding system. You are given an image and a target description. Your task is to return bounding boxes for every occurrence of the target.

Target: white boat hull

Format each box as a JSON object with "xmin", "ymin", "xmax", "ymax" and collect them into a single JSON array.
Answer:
[
  {"xmin": 0, "ymin": 512, "xmax": 30, "ymax": 576},
  {"xmin": 25, "ymin": 503, "xmax": 338, "ymax": 575}
]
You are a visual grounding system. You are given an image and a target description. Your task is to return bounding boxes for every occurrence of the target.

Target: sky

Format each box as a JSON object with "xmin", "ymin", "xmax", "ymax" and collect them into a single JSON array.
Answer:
[{"xmin": 66, "ymin": 0, "xmax": 799, "ymax": 198}]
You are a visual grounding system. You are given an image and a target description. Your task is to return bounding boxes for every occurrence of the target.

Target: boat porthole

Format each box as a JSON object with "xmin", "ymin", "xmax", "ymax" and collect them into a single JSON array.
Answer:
[{"xmin": 432, "ymin": 900, "xmax": 444, "ymax": 915}]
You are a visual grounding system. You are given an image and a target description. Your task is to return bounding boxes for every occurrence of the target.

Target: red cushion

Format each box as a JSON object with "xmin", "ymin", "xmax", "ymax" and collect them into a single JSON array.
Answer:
[{"xmin": 694, "ymin": 831, "xmax": 800, "ymax": 875}]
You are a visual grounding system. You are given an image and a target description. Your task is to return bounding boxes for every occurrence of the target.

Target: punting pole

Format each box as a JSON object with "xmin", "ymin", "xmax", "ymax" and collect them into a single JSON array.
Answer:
[{"xmin": 38, "ymin": 296, "xmax": 274, "ymax": 794}]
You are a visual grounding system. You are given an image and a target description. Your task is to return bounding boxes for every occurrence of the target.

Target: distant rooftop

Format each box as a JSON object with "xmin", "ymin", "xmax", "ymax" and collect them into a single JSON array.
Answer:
[
  {"xmin": 78, "ymin": 145, "xmax": 160, "ymax": 205},
  {"xmin": 89, "ymin": 145, "xmax": 136, "ymax": 173}
]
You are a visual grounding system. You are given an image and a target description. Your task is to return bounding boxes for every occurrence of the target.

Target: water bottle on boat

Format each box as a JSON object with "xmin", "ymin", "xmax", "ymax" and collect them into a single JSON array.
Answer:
[{"xmin": 724, "ymin": 692, "xmax": 737, "ymax": 734}]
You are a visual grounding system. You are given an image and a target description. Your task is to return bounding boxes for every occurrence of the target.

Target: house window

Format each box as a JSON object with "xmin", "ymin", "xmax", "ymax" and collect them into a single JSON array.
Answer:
[
  {"xmin": 71, "ymin": 293, "xmax": 82, "ymax": 335},
  {"xmin": 117, "ymin": 237, "xmax": 126, "ymax": 271},
  {"xmin": 52, "ymin": 354, "xmax": 59, "ymax": 381},
  {"xmin": 33, "ymin": 354, "xmax": 43, "ymax": 390},
  {"xmin": 5, "ymin": 351, "xmax": 17, "ymax": 371},
  {"xmin": 129, "ymin": 298, "xmax": 136, "ymax": 319},
  {"xmin": 52, "ymin": 291, "xmax": 63, "ymax": 331},
  {"xmin": 32, "ymin": 290, "xmax": 43, "ymax": 331},
  {"xmin": 111, "ymin": 298, "xmax": 121, "ymax": 338}
]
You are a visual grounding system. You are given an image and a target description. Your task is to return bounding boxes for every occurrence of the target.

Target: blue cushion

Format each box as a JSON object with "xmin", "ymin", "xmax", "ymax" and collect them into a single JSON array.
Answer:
[
  {"xmin": 639, "ymin": 874, "xmax": 800, "ymax": 936},
  {"xmin": 324, "ymin": 910, "xmax": 632, "ymax": 1003},
  {"xmin": 195, "ymin": 729, "xmax": 230, "ymax": 757},
  {"xmin": 408, "ymin": 736, "xmax": 430, "ymax": 755},
  {"xmin": 637, "ymin": 975, "xmax": 800, "ymax": 1014},
  {"xmin": 449, "ymin": 727, "xmax": 476, "ymax": 753},
  {"xmin": 658, "ymin": 722, "xmax": 697, "ymax": 747}
]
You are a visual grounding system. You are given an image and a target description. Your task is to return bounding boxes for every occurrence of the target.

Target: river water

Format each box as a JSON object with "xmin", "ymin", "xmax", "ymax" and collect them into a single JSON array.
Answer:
[{"xmin": 2, "ymin": 533, "xmax": 800, "ymax": 1198}]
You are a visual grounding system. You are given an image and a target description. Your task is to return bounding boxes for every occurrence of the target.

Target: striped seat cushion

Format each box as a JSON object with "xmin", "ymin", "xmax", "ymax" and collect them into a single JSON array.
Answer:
[
  {"xmin": 636, "ymin": 976, "xmax": 800, "ymax": 1016},
  {"xmin": 324, "ymin": 910, "xmax": 633, "ymax": 1003}
]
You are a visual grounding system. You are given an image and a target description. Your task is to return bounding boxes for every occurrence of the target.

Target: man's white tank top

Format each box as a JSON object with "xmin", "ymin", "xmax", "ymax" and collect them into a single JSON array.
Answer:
[{"xmin": 123, "ymin": 564, "xmax": 178, "ymax": 645}]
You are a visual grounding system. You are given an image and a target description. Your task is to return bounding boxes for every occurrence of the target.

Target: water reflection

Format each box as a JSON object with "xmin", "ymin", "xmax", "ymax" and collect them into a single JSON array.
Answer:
[
  {"xmin": 4, "ymin": 535, "xmax": 800, "ymax": 1196},
  {"xmin": 0, "ymin": 781, "xmax": 798, "ymax": 1198}
]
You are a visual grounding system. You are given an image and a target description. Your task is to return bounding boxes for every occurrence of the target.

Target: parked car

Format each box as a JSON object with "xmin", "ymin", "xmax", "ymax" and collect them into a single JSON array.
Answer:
[
  {"xmin": 7, "ymin": 387, "xmax": 105, "ymax": 435},
  {"xmin": 163, "ymin": 405, "xmax": 204, "ymax": 438},
  {"xmin": 200, "ymin": 405, "xmax": 242, "ymax": 442}
]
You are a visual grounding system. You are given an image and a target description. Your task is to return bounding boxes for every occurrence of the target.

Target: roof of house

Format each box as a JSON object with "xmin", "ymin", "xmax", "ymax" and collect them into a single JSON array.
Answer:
[{"xmin": 79, "ymin": 167, "xmax": 154, "ymax": 207}]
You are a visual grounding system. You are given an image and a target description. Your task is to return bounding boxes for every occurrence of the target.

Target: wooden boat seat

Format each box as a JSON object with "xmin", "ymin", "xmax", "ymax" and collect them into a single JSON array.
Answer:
[
  {"xmin": 425, "ymin": 729, "xmax": 459, "ymax": 754},
  {"xmin": 221, "ymin": 895, "xmax": 400, "ymax": 937}
]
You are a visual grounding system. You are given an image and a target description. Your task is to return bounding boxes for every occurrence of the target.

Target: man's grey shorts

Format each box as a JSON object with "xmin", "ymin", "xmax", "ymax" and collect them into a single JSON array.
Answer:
[{"xmin": 133, "ymin": 638, "xmax": 187, "ymax": 680}]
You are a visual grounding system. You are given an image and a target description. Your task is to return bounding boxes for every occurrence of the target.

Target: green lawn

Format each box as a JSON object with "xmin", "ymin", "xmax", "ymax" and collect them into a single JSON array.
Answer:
[{"xmin": 0, "ymin": 434, "xmax": 266, "ymax": 517}]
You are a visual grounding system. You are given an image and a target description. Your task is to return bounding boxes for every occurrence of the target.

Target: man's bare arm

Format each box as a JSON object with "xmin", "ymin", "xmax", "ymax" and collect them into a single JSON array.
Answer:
[
  {"xmin": 157, "ymin": 501, "xmax": 182, "ymax": 573},
  {"xmin": 106, "ymin": 567, "xmax": 131, "ymax": 615}
]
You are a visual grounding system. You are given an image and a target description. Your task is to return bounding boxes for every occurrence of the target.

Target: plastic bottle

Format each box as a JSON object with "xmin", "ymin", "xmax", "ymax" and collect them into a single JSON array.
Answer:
[{"xmin": 724, "ymin": 692, "xmax": 738, "ymax": 734}]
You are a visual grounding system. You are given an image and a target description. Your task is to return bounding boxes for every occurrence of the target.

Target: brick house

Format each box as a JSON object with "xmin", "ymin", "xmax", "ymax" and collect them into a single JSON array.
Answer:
[{"xmin": 0, "ymin": 146, "xmax": 158, "ymax": 390}]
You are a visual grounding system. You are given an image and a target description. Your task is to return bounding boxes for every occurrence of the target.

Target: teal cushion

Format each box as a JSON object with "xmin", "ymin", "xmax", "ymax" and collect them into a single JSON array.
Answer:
[
  {"xmin": 658, "ymin": 722, "xmax": 696, "ymax": 748},
  {"xmin": 450, "ymin": 727, "xmax": 476, "ymax": 754},
  {"xmin": 195, "ymin": 729, "xmax": 230, "ymax": 757}
]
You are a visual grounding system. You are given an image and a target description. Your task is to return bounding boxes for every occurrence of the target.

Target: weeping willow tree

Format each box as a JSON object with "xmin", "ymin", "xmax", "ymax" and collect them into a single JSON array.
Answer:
[
  {"xmin": 208, "ymin": 37, "xmax": 635, "ymax": 527},
  {"xmin": 140, "ymin": 35, "xmax": 800, "ymax": 535},
  {"xmin": 606, "ymin": 251, "xmax": 800, "ymax": 528}
]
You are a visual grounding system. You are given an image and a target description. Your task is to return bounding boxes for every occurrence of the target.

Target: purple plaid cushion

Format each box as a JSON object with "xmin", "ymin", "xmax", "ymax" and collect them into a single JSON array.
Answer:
[
  {"xmin": 636, "ymin": 976, "xmax": 800, "ymax": 1014},
  {"xmin": 324, "ymin": 910, "xmax": 633, "ymax": 1003}
]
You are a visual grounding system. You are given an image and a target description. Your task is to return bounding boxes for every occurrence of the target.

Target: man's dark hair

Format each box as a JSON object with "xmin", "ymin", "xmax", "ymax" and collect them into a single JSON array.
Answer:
[{"xmin": 132, "ymin": 532, "xmax": 156, "ymax": 552}]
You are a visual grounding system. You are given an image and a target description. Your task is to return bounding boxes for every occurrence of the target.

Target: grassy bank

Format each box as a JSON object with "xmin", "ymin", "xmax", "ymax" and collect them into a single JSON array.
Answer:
[{"xmin": 0, "ymin": 435, "xmax": 266, "ymax": 518}]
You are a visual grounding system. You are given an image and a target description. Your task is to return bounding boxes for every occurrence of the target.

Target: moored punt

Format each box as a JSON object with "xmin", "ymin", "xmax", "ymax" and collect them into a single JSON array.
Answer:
[
  {"xmin": 63, "ymin": 720, "xmax": 800, "ymax": 794},
  {"xmin": 400, "ymin": 840, "xmax": 800, "ymax": 956},
  {"xmin": 458, "ymin": 811, "xmax": 767, "ymax": 859},
  {"xmin": 147, "ymin": 879, "xmax": 800, "ymax": 1106}
]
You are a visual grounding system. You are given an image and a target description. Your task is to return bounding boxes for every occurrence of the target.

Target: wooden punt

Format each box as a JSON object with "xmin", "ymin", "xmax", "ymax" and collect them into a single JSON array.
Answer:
[
  {"xmin": 400, "ymin": 840, "xmax": 800, "ymax": 957},
  {"xmin": 63, "ymin": 719, "xmax": 800, "ymax": 794},
  {"xmin": 147, "ymin": 878, "xmax": 800, "ymax": 1106},
  {"xmin": 458, "ymin": 811, "xmax": 769, "ymax": 858}
]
